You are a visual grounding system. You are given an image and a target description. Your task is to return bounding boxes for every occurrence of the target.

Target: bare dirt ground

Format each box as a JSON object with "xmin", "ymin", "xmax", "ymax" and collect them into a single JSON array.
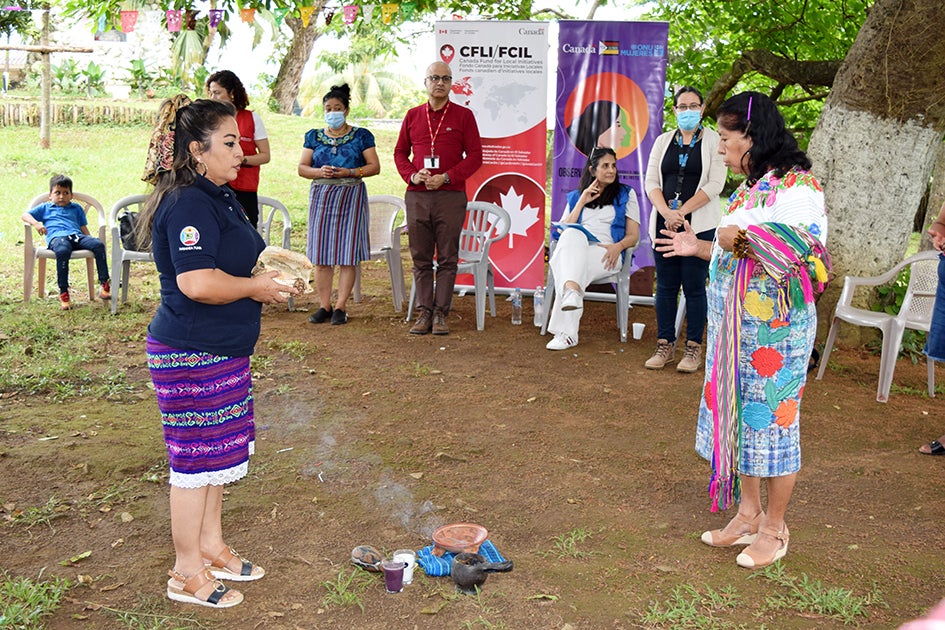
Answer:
[{"xmin": 2, "ymin": 259, "xmax": 945, "ymax": 629}]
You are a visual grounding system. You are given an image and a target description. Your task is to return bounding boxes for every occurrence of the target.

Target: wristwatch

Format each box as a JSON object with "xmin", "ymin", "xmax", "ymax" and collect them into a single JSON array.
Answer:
[{"xmin": 443, "ymin": 172, "xmax": 451, "ymax": 185}]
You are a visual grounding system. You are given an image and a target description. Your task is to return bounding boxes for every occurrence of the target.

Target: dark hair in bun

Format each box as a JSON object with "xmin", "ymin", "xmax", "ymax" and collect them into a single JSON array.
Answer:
[{"xmin": 323, "ymin": 83, "xmax": 351, "ymax": 109}]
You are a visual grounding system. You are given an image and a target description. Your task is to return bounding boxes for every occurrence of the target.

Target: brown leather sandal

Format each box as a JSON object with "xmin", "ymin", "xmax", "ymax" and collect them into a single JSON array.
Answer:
[
  {"xmin": 166, "ymin": 568, "xmax": 243, "ymax": 608},
  {"xmin": 204, "ymin": 546, "xmax": 265, "ymax": 582}
]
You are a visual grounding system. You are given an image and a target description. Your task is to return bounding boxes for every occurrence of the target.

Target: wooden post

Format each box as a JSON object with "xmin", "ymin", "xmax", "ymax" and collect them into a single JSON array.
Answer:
[
  {"xmin": 40, "ymin": 8, "xmax": 50, "ymax": 149},
  {"xmin": 0, "ymin": 15, "xmax": 93, "ymax": 149}
]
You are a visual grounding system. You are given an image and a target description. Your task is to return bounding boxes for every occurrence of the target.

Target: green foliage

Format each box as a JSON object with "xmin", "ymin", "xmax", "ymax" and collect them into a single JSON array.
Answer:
[
  {"xmin": 51, "ymin": 58, "xmax": 81, "ymax": 93},
  {"xmin": 871, "ymin": 266, "xmax": 910, "ymax": 315},
  {"xmin": 753, "ymin": 562, "xmax": 885, "ymax": 624},
  {"xmin": 0, "ymin": 7, "xmax": 36, "ymax": 41},
  {"xmin": 128, "ymin": 59, "xmax": 156, "ymax": 97},
  {"xmin": 549, "ymin": 527, "xmax": 594, "ymax": 558},
  {"xmin": 321, "ymin": 567, "xmax": 373, "ymax": 611},
  {"xmin": 81, "ymin": 61, "xmax": 106, "ymax": 97},
  {"xmin": 5, "ymin": 496, "xmax": 66, "ymax": 529},
  {"xmin": 0, "ymin": 569, "xmax": 71, "ymax": 628},
  {"xmin": 642, "ymin": 583, "xmax": 743, "ymax": 628},
  {"xmin": 644, "ymin": 0, "xmax": 871, "ymax": 142},
  {"xmin": 867, "ymin": 265, "xmax": 927, "ymax": 362}
]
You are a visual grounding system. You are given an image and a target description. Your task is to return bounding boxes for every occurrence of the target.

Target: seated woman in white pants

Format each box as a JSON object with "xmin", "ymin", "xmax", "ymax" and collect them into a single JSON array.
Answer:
[{"xmin": 546, "ymin": 147, "xmax": 640, "ymax": 350}]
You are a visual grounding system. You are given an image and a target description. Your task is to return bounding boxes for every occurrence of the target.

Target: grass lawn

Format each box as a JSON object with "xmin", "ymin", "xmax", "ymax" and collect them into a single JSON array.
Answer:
[{"xmin": 1, "ymin": 111, "xmax": 407, "ymax": 303}]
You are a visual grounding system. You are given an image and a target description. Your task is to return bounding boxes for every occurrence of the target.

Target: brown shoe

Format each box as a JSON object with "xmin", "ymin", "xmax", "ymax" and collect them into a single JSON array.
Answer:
[
  {"xmin": 644, "ymin": 339, "xmax": 675, "ymax": 369},
  {"xmin": 432, "ymin": 309, "xmax": 449, "ymax": 335},
  {"xmin": 677, "ymin": 341, "xmax": 703, "ymax": 373},
  {"xmin": 409, "ymin": 309, "xmax": 433, "ymax": 335}
]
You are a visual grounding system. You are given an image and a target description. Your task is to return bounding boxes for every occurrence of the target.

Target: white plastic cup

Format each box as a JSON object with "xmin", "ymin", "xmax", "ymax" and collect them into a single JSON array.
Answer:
[
  {"xmin": 632, "ymin": 322, "xmax": 645, "ymax": 340},
  {"xmin": 392, "ymin": 549, "xmax": 416, "ymax": 584}
]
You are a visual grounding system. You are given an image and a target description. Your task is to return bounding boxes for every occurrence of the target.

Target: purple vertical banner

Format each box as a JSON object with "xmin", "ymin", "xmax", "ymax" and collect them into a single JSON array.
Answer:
[{"xmin": 552, "ymin": 21, "xmax": 669, "ymax": 276}]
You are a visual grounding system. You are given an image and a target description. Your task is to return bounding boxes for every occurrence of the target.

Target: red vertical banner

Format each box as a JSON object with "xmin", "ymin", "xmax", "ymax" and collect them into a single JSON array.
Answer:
[{"xmin": 435, "ymin": 21, "xmax": 549, "ymax": 291}]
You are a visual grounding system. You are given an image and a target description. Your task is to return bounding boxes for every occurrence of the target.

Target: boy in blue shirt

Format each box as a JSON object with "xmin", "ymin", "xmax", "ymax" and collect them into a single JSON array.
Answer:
[{"xmin": 22, "ymin": 175, "xmax": 111, "ymax": 310}]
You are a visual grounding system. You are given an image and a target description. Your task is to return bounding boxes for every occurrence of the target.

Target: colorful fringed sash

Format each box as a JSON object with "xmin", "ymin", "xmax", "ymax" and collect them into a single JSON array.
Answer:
[{"xmin": 707, "ymin": 223, "xmax": 831, "ymax": 512}]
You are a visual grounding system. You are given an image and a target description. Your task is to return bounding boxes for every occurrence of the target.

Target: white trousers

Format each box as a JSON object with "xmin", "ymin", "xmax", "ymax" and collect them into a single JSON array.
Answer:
[{"xmin": 547, "ymin": 228, "xmax": 614, "ymax": 338}]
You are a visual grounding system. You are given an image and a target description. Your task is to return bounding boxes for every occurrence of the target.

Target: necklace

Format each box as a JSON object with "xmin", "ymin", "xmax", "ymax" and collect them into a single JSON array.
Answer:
[{"xmin": 324, "ymin": 125, "xmax": 350, "ymax": 154}]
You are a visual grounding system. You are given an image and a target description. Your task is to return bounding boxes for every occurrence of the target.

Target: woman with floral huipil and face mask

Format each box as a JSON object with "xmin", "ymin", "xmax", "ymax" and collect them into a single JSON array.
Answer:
[{"xmin": 298, "ymin": 83, "xmax": 381, "ymax": 326}]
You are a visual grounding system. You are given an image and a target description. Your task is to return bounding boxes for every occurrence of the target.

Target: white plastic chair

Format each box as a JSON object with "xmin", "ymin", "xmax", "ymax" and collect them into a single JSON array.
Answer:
[
  {"xmin": 816, "ymin": 250, "xmax": 939, "ymax": 402},
  {"xmin": 406, "ymin": 201, "xmax": 511, "ymax": 331},
  {"xmin": 23, "ymin": 191, "xmax": 106, "ymax": 303},
  {"xmin": 353, "ymin": 195, "xmax": 407, "ymax": 312},
  {"xmin": 257, "ymin": 196, "xmax": 296, "ymax": 311},
  {"xmin": 539, "ymin": 235, "xmax": 638, "ymax": 342},
  {"xmin": 110, "ymin": 194, "xmax": 155, "ymax": 314}
]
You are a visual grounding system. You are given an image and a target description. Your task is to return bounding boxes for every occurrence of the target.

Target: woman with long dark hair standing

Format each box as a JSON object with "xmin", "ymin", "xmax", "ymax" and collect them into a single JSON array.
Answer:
[
  {"xmin": 656, "ymin": 92, "xmax": 830, "ymax": 568},
  {"xmin": 139, "ymin": 96, "xmax": 293, "ymax": 607}
]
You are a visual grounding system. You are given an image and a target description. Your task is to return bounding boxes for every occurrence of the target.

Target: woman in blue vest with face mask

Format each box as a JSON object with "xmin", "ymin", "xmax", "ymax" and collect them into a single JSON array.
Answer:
[
  {"xmin": 644, "ymin": 86, "xmax": 727, "ymax": 374},
  {"xmin": 298, "ymin": 84, "xmax": 381, "ymax": 326}
]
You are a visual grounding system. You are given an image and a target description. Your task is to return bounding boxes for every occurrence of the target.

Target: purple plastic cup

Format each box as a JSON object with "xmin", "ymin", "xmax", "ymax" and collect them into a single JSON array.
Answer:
[{"xmin": 381, "ymin": 560, "xmax": 406, "ymax": 593}]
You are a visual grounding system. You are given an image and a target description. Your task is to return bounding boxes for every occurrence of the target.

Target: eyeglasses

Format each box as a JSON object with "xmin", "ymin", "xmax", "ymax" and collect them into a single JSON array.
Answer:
[
  {"xmin": 425, "ymin": 75, "xmax": 452, "ymax": 84},
  {"xmin": 675, "ymin": 103, "xmax": 703, "ymax": 111}
]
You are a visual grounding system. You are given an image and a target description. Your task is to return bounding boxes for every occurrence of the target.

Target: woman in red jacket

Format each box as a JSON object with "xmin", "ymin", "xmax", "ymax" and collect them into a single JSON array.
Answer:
[{"xmin": 206, "ymin": 70, "xmax": 270, "ymax": 228}]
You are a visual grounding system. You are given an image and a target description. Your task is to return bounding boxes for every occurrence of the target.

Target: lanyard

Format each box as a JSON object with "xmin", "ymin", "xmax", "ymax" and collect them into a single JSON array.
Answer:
[
  {"xmin": 671, "ymin": 126, "xmax": 701, "ymax": 208},
  {"xmin": 425, "ymin": 102, "xmax": 449, "ymax": 155}
]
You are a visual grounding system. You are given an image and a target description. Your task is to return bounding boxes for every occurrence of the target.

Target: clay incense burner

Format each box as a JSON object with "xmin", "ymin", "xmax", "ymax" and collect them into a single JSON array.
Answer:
[{"xmin": 450, "ymin": 552, "xmax": 514, "ymax": 594}]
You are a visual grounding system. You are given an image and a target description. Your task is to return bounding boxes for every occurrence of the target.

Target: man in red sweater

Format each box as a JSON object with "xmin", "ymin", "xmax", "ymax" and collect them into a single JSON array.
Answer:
[{"xmin": 394, "ymin": 61, "xmax": 483, "ymax": 335}]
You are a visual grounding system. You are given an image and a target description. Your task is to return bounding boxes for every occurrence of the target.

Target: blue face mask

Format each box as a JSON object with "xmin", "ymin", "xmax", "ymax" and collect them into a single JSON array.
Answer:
[
  {"xmin": 325, "ymin": 111, "xmax": 346, "ymax": 130},
  {"xmin": 676, "ymin": 110, "xmax": 701, "ymax": 132}
]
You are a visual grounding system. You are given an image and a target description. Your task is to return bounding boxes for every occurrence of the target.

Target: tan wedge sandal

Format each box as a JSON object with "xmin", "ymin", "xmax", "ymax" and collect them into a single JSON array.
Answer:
[
  {"xmin": 736, "ymin": 524, "xmax": 789, "ymax": 569},
  {"xmin": 701, "ymin": 511, "xmax": 763, "ymax": 547}
]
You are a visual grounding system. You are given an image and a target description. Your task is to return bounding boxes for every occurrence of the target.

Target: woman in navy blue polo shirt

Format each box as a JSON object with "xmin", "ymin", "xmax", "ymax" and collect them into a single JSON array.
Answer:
[{"xmin": 139, "ymin": 96, "xmax": 294, "ymax": 609}]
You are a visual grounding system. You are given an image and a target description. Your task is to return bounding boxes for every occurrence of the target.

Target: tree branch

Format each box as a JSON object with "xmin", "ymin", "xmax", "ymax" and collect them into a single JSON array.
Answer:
[{"xmin": 704, "ymin": 50, "xmax": 842, "ymax": 116}]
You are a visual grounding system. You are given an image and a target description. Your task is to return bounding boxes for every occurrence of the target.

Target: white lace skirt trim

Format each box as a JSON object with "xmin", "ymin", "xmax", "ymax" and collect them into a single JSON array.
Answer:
[{"xmin": 168, "ymin": 441, "xmax": 254, "ymax": 489}]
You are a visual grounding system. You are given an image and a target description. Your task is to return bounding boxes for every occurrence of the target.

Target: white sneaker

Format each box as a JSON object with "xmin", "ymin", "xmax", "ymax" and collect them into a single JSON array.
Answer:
[
  {"xmin": 546, "ymin": 333, "xmax": 578, "ymax": 350},
  {"xmin": 560, "ymin": 288, "xmax": 583, "ymax": 311}
]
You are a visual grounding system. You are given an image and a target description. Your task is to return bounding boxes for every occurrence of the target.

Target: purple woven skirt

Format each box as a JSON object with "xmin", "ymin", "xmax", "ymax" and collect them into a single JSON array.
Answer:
[{"xmin": 146, "ymin": 336, "xmax": 255, "ymax": 488}]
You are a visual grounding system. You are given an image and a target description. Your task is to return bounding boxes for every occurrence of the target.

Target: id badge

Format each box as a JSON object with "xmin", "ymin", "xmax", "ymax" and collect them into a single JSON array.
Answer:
[{"xmin": 424, "ymin": 155, "xmax": 440, "ymax": 169}]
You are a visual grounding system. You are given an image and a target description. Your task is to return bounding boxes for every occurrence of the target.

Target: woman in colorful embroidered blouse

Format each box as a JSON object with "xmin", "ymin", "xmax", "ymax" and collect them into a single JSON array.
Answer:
[
  {"xmin": 656, "ymin": 91, "xmax": 829, "ymax": 569},
  {"xmin": 298, "ymin": 83, "xmax": 380, "ymax": 326}
]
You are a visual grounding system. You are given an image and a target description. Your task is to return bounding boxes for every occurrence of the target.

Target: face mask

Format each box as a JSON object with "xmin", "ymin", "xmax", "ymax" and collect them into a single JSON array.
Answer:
[
  {"xmin": 325, "ymin": 111, "xmax": 346, "ymax": 129},
  {"xmin": 676, "ymin": 110, "xmax": 701, "ymax": 132}
]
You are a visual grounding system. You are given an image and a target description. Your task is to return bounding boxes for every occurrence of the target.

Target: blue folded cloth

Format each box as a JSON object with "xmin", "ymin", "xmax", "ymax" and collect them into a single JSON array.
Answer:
[{"xmin": 416, "ymin": 539, "xmax": 506, "ymax": 577}]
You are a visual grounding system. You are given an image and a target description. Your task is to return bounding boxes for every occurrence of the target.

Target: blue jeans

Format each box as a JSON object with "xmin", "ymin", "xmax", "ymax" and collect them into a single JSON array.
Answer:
[
  {"xmin": 48, "ymin": 234, "xmax": 109, "ymax": 293},
  {"xmin": 653, "ymin": 228, "xmax": 714, "ymax": 344},
  {"xmin": 926, "ymin": 255, "xmax": 945, "ymax": 362}
]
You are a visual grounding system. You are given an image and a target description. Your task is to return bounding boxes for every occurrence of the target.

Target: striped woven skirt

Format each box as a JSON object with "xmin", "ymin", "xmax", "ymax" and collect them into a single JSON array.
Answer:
[
  {"xmin": 306, "ymin": 180, "xmax": 370, "ymax": 266},
  {"xmin": 146, "ymin": 336, "xmax": 255, "ymax": 489}
]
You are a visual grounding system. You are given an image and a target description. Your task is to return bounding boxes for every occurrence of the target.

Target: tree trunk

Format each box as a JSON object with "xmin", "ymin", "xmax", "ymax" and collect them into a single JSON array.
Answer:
[
  {"xmin": 270, "ymin": 13, "xmax": 322, "ymax": 115},
  {"xmin": 807, "ymin": 0, "xmax": 945, "ymax": 340}
]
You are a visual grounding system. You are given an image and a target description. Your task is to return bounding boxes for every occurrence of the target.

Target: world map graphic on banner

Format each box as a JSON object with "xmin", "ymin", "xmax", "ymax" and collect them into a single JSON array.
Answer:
[{"xmin": 450, "ymin": 76, "xmax": 541, "ymax": 138}]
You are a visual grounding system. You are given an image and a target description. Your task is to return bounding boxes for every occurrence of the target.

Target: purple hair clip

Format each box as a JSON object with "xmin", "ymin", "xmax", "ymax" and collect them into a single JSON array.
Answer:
[{"xmin": 746, "ymin": 96, "xmax": 753, "ymax": 122}]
